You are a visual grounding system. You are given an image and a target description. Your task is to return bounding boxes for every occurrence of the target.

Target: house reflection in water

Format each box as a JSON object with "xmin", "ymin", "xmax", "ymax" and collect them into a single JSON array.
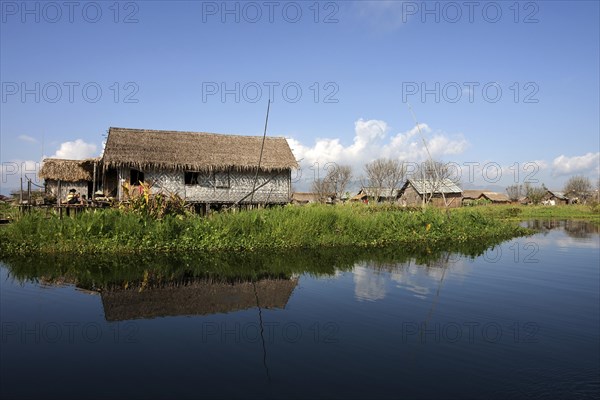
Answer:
[{"xmin": 100, "ymin": 278, "xmax": 299, "ymax": 322}]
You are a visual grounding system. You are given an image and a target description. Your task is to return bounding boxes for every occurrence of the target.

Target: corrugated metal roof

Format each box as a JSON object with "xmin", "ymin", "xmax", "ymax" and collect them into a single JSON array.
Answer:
[
  {"xmin": 407, "ymin": 179, "xmax": 462, "ymax": 194},
  {"xmin": 548, "ymin": 191, "xmax": 568, "ymax": 200},
  {"xmin": 359, "ymin": 187, "xmax": 400, "ymax": 198}
]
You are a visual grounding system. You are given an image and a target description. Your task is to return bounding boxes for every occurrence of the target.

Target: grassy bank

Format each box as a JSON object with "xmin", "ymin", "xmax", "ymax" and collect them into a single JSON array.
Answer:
[
  {"xmin": 0, "ymin": 204, "xmax": 533, "ymax": 255},
  {"xmin": 466, "ymin": 204, "xmax": 600, "ymax": 223}
]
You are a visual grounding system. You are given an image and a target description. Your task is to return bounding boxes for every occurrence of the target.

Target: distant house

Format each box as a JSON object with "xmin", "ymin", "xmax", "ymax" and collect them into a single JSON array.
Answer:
[
  {"xmin": 462, "ymin": 190, "xmax": 483, "ymax": 204},
  {"xmin": 543, "ymin": 190, "xmax": 569, "ymax": 205},
  {"xmin": 39, "ymin": 158, "xmax": 99, "ymax": 201},
  {"xmin": 462, "ymin": 190, "xmax": 510, "ymax": 205},
  {"xmin": 398, "ymin": 179, "xmax": 463, "ymax": 208},
  {"xmin": 291, "ymin": 192, "xmax": 334, "ymax": 204},
  {"xmin": 101, "ymin": 127, "xmax": 298, "ymax": 206},
  {"xmin": 351, "ymin": 187, "xmax": 400, "ymax": 203}
]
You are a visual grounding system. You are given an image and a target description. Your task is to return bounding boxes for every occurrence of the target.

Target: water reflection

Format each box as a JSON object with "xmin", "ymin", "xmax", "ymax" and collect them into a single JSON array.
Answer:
[
  {"xmin": 101, "ymin": 278, "xmax": 298, "ymax": 321},
  {"xmin": 353, "ymin": 252, "xmax": 463, "ymax": 301},
  {"xmin": 353, "ymin": 264, "xmax": 387, "ymax": 301},
  {"xmin": 521, "ymin": 220, "xmax": 600, "ymax": 249},
  {"xmin": 2, "ymin": 242, "xmax": 497, "ymax": 321},
  {"xmin": 1, "ymin": 220, "xmax": 598, "ymax": 399},
  {"xmin": 522, "ymin": 219, "xmax": 600, "ymax": 237}
]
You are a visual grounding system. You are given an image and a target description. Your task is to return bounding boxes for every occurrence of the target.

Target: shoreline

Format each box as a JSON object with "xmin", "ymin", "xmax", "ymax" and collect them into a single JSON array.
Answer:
[{"xmin": 0, "ymin": 204, "xmax": 597, "ymax": 256}]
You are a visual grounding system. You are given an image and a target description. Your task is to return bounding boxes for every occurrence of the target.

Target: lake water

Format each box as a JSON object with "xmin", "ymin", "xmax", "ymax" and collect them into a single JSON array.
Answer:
[{"xmin": 1, "ymin": 220, "xmax": 598, "ymax": 399}]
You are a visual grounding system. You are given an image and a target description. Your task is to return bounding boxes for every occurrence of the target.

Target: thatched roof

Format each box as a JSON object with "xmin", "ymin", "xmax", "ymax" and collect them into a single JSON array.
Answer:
[
  {"xmin": 480, "ymin": 192, "xmax": 510, "ymax": 203},
  {"xmin": 463, "ymin": 190, "xmax": 510, "ymax": 202},
  {"xmin": 39, "ymin": 158, "xmax": 98, "ymax": 181},
  {"xmin": 291, "ymin": 192, "xmax": 321, "ymax": 203},
  {"xmin": 102, "ymin": 127, "xmax": 298, "ymax": 173},
  {"xmin": 462, "ymin": 190, "xmax": 484, "ymax": 200},
  {"xmin": 404, "ymin": 179, "xmax": 462, "ymax": 195}
]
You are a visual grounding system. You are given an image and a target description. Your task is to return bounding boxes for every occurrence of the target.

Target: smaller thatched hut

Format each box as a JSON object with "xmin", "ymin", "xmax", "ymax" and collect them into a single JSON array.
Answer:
[
  {"xmin": 480, "ymin": 191, "xmax": 510, "ymax": 204},
  {"xmin": 462, "ymin": 190, "xmax": 510, "ymax": 205},
  {"xmin": 291, "ymin": 192, "xmax": 323, "ymax": 204},
  {"xmin": 39, "ymin": 158, "xmax": 99, "ymax": 201}
]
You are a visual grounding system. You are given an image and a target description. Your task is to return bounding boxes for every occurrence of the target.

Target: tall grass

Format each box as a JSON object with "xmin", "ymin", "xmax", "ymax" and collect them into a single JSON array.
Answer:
[{"xmin": 0, "ymin": 204, "xmax": 534, "ymax": 255}]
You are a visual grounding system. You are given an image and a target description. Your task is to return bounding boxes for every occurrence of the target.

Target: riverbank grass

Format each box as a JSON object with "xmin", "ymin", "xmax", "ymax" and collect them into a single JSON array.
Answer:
[{"xmin": 0, "ymin": 204, "xmax": 533, "ymax": 255}]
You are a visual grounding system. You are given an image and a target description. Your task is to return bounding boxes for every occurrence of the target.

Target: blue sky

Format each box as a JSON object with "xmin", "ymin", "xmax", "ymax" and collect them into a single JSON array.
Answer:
[{"xmin": 1, "ymin": 0, "xmax": 599, "ymax": 194}]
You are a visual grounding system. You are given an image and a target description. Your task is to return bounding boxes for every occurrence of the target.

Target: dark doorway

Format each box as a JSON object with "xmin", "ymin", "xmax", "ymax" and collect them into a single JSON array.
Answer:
[{"xmin": 130, "ymin": 169, "xmax": 144, "ymax": 185}]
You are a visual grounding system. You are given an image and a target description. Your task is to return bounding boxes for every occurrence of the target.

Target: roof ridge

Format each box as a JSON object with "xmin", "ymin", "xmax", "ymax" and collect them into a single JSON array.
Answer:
[{"xmin": 109, "ymin": 127, "xmax": 287, "ymax": 140}]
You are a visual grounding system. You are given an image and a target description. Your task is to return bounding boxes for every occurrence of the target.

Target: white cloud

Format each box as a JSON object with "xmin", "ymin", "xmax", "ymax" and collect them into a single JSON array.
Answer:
[
  {"xmin": 17, "ymin": 134, "xmax": 38, "ymax": 144},
  {"xmin": 51, "ymin": 139, "xmax": 98, "ymax": 160},
  {"xmin": 353, "ymin": 264, "xmax": 387, "ymax": 302},
  {"xmin": 552, "ymin": 152, "xmax": 600, "ymax": 176},
  {"xmin": 531, "ymin": 159, "xmax": 548, "ymax": 170},
  {"xmin": 287, "ymin": 119, "xmax": 468, "ymax": 177}
]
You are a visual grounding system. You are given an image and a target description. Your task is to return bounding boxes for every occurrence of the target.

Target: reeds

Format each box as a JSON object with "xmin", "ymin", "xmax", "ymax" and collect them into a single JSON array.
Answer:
[{"xmin": 0, "ymin": 203, "xmax": 534, "ymax": 256}]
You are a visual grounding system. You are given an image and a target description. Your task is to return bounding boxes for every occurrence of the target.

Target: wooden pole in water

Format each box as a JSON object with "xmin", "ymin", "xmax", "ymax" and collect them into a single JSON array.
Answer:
[
  {"xmin": 250, "ymin": 99, "xmax": 271, "ymax": 205},
  {"xmin": 407, "ymin": 103, "xmax": 448, "ymax": 207},
  {"xmin": 57, "ymin": 180, "xmax": 61, "ymax": 217}
]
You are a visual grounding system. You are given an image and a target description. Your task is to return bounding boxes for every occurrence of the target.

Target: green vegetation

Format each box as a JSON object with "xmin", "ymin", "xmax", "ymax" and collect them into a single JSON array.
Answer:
[
  {"xmin": 0, "ymin": 204, "xmax": 532, "ymax": 256},
  {"xmin": 466, "ymin": 204, "xmax": 600, "ymax": 223},
  {"xmin": 0, "ymin": 202, "xmax": 19, "ymax": 221},
  {"xmin": 2, "ymin": 202, "xmax": 597, "ymax": 257}
]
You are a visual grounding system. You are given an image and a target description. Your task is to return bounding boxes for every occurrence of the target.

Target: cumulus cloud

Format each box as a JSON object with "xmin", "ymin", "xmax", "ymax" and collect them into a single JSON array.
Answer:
[
  {"xmin": 17, "ymin": 134, "xmax": 38, "ymax": 144},
  {"xmin": 51, "ymin": 139, "xmax": 98, "ymax": 160},
  {"xmin": 287, "ymin": 119, "xmax": 468, "ymax": 175},
  {"xmin": 552, "ymin": 152, "xmax": 600, "ymax": 176}
]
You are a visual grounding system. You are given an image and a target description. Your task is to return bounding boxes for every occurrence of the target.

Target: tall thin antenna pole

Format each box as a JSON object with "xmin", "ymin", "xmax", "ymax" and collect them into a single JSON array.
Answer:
[
  {"xmin": 250, "ymin": 99, "xmax": 271, "ymax": 205},
  {"xmin": 407, "ymin": 103, "xmax": 447, "ymax": 207}
]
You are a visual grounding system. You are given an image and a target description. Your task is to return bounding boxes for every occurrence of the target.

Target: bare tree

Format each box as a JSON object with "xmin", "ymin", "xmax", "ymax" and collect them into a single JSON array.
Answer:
[
  {"xmin": 324, "ymin": 164, "xmax": 353, "ymax": 200},
  {"xmin": 525, "ymin": 182, "xmax": 547, "ymax": 205},
  {"xmin": 363, "ymin": 159, "xmax": 388, "ymax": 200},
  {"xmin": 412, "ymin": 160, "xmax": 460, "ymax": 206},
  {"xmin": 413, "ymin": 160, "xmax": 460, "ymax": 184},
  {"xmin": 382, "ymin": 159, "xmax": 407, "ymax": 199},
  {"xmin": 311, "ymin": 178, "xmax": 333, "ymax": 203},
  {"xmin": 564, "ymin": 175, "xmax": 592, "ymax": 203},
  {"xmin": 363, "ymin": 158, "xmax": 406, "ymax": 202},
  {"xmin": 506, "ymin": 184, "xmax": 523, "ymax": 202}
]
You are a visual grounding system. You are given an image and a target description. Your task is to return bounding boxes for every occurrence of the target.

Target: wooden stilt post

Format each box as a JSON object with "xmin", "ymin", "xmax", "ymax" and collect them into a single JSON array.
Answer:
[
  {"xmin": 92, "ymin": 162, "xmax": 97, "ymax": 200},
  {"xmin": 57, "ymin": 180, "xmax": 62, "ymax": 217},
  {"xmin": 27, "ymin": 180, "xmax": 32, "ymax": 213}
]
